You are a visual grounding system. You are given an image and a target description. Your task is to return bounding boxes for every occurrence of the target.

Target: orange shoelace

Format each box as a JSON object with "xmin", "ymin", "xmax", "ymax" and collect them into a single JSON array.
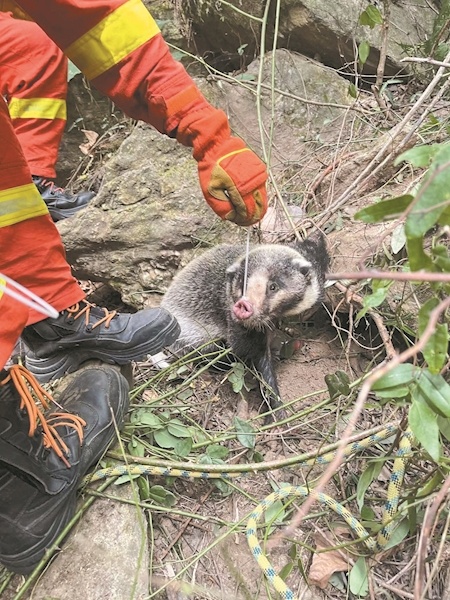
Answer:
[
  {"xmin": 65, "ymin": 301, "xmax": 117, "ymax": 329},
  {"xmin": 1, "ymin": 365, "xmax": 86, "ymax": 468},
  {"xmin": 39, "ymin": 178, "xmax": 65, "ymax": 194}
]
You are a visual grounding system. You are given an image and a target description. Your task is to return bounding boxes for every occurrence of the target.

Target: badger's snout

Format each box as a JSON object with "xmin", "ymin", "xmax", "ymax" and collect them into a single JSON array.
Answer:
[{"xmin": 233, "ymin": 298, "xmax": 253, "ymax": 320}]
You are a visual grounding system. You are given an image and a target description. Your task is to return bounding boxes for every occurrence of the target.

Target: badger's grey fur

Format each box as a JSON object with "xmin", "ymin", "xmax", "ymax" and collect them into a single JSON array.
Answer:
[{"xmin": 161, "ymin": 232, "xmax": 329, "ymax": 415}]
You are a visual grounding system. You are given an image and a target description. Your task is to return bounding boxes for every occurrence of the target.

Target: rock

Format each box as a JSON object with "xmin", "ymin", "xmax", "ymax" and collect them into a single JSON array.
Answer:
[
  {"xmin": 58, "ymin": 123, "xmax": 241, "ymax": 308},
  {"xmin": 181, "ymin": 0, "xmax": 436, "ymax": 76},
  {"xmin": 29, "ymin": 484, "xmax": 149, "ymax": 600},
  {"xmin": 209, "ymin": 49, "xmax": 352, "ymax": 169}
]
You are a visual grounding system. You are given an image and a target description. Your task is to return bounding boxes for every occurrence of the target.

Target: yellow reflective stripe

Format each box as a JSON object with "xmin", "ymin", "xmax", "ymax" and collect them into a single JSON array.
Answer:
[
  {"xmin": 217, "ymin": 148, "xmax": 250, "ymax": 165},
  {"xmin": 66, "ymin": 0, "xmax": 160, "ymax": 81},
  {"xmin": 8, "ymin": 97, "xmax": 67, "ymax": 120},
  {"xmin": 0, "ymin": 184, "xmax": 49, "ymax": 227},
  {"xmin": 0, "ymin": 277, "xmax": 5, "ymax": 303}
]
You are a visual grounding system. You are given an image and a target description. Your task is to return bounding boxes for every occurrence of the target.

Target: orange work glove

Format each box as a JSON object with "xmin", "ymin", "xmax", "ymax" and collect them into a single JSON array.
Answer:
[
  {"xmin": 197, "ymin": 136, "xmax": 267, "ymax": 226},
  {"xmin": 168, "ymin": 86, "xmax": 268, "ymax": 226}
]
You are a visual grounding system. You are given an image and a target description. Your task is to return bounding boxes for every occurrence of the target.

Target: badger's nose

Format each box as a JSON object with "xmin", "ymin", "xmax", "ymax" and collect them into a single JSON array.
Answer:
[{"xmin": 233, "ymin": 298, "xmax": 253, "ymax": 320}]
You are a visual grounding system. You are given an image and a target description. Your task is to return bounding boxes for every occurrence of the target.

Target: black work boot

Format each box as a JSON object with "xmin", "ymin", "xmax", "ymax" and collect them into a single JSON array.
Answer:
[
  {"xmin": 32, "ymin": 175, "xmax": 94, "ymax": 222},
  {"xmin": 0, "ymin": 364, "xmax": 129, "ymax": 574},
  {"xmin": 22, "ymin": 300, "xmax": 180, "ymax": 383}
]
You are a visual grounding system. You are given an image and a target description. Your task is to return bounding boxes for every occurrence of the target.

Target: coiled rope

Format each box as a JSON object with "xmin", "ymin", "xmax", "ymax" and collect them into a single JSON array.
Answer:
[{"xmin": 84, "ymin": 424, "xmax": 414, "ymax": 600}]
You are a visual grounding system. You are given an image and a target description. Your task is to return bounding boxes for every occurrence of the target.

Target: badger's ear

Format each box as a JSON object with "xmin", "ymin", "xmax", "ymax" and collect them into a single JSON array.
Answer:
[
  {"xmin": 226, "ymin": 260, "xmax": 241, "ymax": 276},
  {"xmin": 291, "ymin": 258, "xmax": 311, "ymax": 277},
  {"xmin": 294, "ymin": 231, "xmax": 330, "ymax": 276}
]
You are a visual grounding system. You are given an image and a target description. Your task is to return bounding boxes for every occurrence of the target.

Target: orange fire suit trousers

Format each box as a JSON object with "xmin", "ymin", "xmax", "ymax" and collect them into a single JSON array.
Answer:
[
  {"xmin": 0, "ymin": 11, "xmax": 68, "ymax": 179},
  {"xmin": 0, "ymin": 97, "xmax": 84, "ymax": 369}
]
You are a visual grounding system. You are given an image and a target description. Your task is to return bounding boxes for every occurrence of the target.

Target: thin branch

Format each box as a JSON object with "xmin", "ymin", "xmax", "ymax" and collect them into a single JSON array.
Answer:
[
  {"xmin": 401, "ymin": 56, "xmax": 450, "ymax": 69},
  {"xmin": 327, "ymin": 270, "xmax": 450, "ymax": 283},
  {"xmin": 414, "ymin": 474, "xmax": 450, "ymax": 599}
]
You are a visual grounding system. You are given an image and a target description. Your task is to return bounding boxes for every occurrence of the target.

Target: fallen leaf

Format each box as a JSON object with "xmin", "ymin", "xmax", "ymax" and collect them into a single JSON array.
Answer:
[
  {"xmin": 79, "ymin": 129, "xmax": 99, "ymax": 155},
  {"xmin": 308, "ymin": 529, "xmax": 351, "ymax": 589}
]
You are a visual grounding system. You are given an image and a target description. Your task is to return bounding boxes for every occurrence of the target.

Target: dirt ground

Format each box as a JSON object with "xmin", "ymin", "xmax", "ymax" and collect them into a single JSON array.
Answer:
[{"xmin": 123, "ymin": 303, "xmax": 412, "ymax": 600}]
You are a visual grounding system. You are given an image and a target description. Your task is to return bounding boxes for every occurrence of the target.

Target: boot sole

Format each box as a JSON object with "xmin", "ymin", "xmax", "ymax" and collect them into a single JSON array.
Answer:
[
  {"xmin": 25, "ymin": 316, "xmax": 180, "ymax": 383},
  {"xmin": 0, "ymin": 368, "xmax": 129, "ymax": 574}
]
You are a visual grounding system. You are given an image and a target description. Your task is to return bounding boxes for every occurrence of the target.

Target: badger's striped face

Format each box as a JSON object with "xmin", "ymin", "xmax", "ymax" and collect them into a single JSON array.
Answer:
[{"xmin": 226, "ymin": 246, "xmax": 322, "ymax": 330}]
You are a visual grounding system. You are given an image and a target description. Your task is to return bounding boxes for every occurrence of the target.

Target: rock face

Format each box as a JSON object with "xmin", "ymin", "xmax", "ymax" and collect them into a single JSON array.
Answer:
[
  {"xmin": 29, "ymin": 484, "xmax": 150, "ymax": 600},
  {"xmin": 209, "ymin": 49, "xmax": 352, "ymax": 169},
  {"xmin": 181, "ymin": 0, "xmax": 436, "ymax": 75},
  {"xmin": 58, "ymin": 50, "xmax": 351, "ymax": 307}
]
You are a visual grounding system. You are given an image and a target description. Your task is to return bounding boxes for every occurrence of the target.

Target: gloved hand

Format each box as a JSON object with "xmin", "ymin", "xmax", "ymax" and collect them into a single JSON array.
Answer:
[
  {"xmin": 167, "ymin": 86, "xmax": 268, "ymax": 226},
  {"xmin": 197, "ymin": 137, "xmax": 267, "ymax": 226}
]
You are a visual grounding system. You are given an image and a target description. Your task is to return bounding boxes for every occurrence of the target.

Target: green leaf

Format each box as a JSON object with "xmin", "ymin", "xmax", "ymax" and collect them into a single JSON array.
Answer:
[
  {"xmin": 438, "ymin": 415, "xmax": 450, "ymax": 442},
  {"xmin": 357, "ymin": 461, "xmax": 383, "ymax": 510},
  {"xmin": 405, "ymin": 143, "xmax": 450, "ymax": 238},
  {"xmin": 325, "ymin": 370, "xmax": 351, "ymax": 399},
  {"xmin": 167, "ymin": 419, "xmax": 192, "ymax": 438},
  {"xmin": 409, "ymin": 394, "xmax": 441, "ymax": 462},
  {"xmin": 128, "ymin": 437, "xmax": 146, "ymax": 458},
  {"xmin": 354, "ymin": 195, "xmax": 414, "ymax": 223},
  {"xmin": 348, "ymin": 83, "xmax": 358, "ymax": 98},
  {"xmin": 234, "ymin": 416, "xmax": 256, "ymax": 449},
  {"xmin": 416, "ymin": 370, "xmax": 450, "ymax": 418},
  {"xmin": 149, "ymin": 485, "xmax": 177, "ymax": 507},
  {"xmin": 366, "ymin": 5, "xmax": 383, "ymax": 24},
  {"xmin": 329, "ymin": 572, "xmax": 347, "ymax": 593},
  {"xmin": 360, "ymin": 505, "xmax": 376, "ymax": 521},
  {"xmin": 394, "ymin": 144, "xmax": 442, "ymax": 167},
  {"xmin": 406, "ymin": 237, "xmax": 434, "ymax": 271},
  {"xmin": 207, "ymin": 444, "xmax": 229, "ymax": 460},
  {"xmin": 234, "ymin": 73, "xmax": 257, "ymax": 82},
  {"xmin": 371, "ymin": 363, "xmax": 419, "ymax": 391},
  {"xmin": 177, "ymin": 388, "xmax": 194, "ymax": 401},
  {"xmin": 227, "ymin": 363, "xmax": 246, "ymax": 393},
  {"xmin": 359, "ymin": 5, "xmax": 383, "ymax": 28},
  {"xmin": 278, "ymin": 562, "xmax": 294, "ymax": 582},
  {"xmin": 265, "ymin": 499, "xmax": 286, "ymax": 526},
  {"xmin": 358, "ymin": 40, "xmax": 370, "ymax": 64},
  {"xmin": 438, "ymin": 204, "xmax": 450, "ymax": 226},
  {"xmin": 153, "ymin": 428, "xmax": 179, "ymax": 449},
  {"xmin": 114, "ymin": 473, "xmax": 140, "ymax": 485},
  {"xmin": 356, "ymin": 279, "xmax": 392, "ymax": 320},
  {"xmin": 418, "ymin": 299, "xmax": 449, "ymax": 373},
  {"xmin": 349, "ymin": 557, "xmax": 369, "ymax": 597},
  {"xmin": 130, "ymin": 409, "xmax": 162, "ymax": 428},
  {"xmin": 383, "ymin": 519, "xmax": 410, "ymax": 550},
  {"xmin": 391, "ymin": 223, "xmax": 406, "ymax": 254},
  {"xmin": 418, "ymin": 469, "xmax": 444, "ymax": 496},
  {"xmin": 140, "ymin": 412, "xmax": 163, "ymax": 427},
  {"xmin": 432, "ymin": 243, "xmax": 450, "ymax": 271},
  {"xmin": 373, "ymin": 387, "xmax": 411, "ymax": 399},
  {"xmin": 173, "ymin": 437, "xmax": 193, "ymax": 458},
  {"xmin": 138, "ymin": 476, "xmax": 150, "ymax": 500}
]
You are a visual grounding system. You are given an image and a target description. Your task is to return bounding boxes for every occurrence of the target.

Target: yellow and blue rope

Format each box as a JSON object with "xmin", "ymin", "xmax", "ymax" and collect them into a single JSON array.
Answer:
[{"xmin": 84, "ymin": 424, "xmax": 414, "ymax": 600}]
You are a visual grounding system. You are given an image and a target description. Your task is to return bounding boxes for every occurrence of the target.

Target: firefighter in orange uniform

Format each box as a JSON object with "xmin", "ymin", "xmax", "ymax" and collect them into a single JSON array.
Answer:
[
  {"xmin": 0, "ymin": 0, "xmax": 267, "ymax": 574},
  {"xmin": 0, "ymin": 6, "xmax": 95, "ymax": 220}
]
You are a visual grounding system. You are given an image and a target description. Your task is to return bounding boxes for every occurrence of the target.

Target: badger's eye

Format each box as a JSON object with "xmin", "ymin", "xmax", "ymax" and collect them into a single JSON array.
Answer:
[{"xmin": 268, "ymin": 282, "xmax": 278, "ymax": 292}]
